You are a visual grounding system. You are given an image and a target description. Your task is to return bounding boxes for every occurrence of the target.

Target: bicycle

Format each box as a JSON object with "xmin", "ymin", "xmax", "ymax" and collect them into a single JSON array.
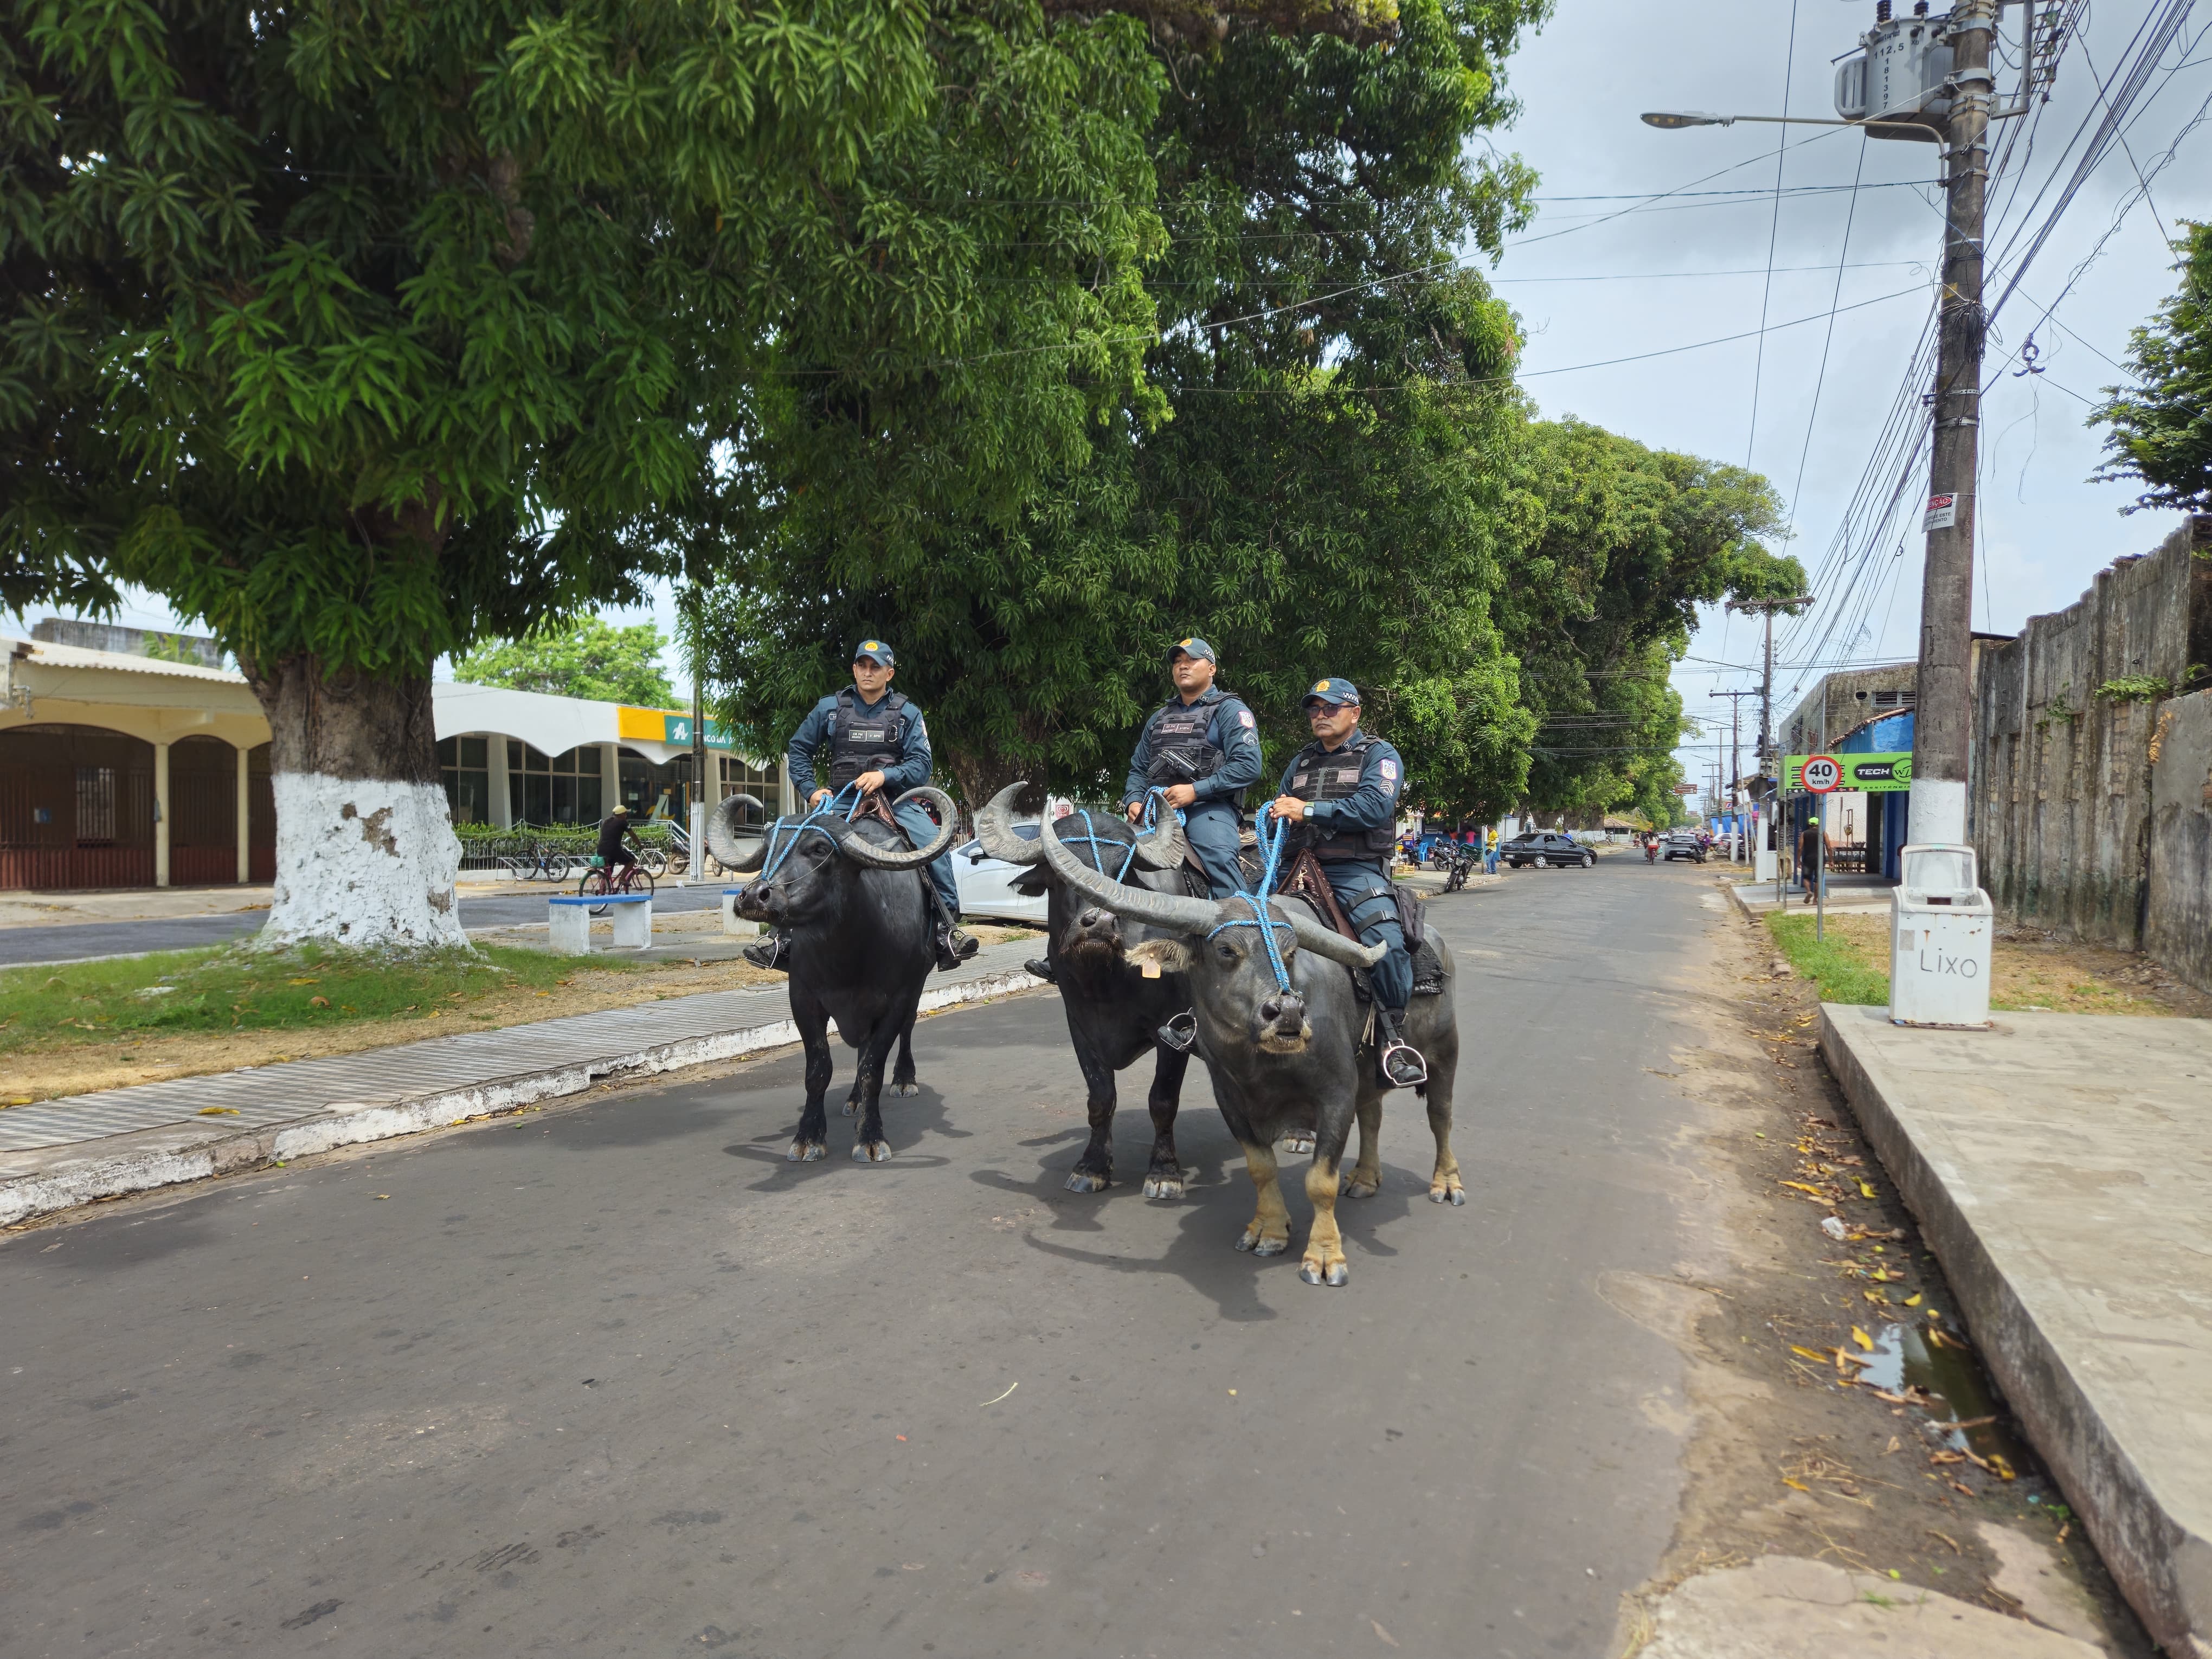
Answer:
[{"xmin": 578, "ymin": 856, "xmax": 655, "ymax": 915}]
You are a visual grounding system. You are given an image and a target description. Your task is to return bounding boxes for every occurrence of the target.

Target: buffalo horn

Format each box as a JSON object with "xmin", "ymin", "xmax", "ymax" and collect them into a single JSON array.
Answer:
[
  {"xmin": 1038, "ymin": 806, "xmax": 1219, "ymax": 936},
  {"xmin": 1128, "ymin": 801, "xmax": 1185, "ymax": 871},
  {"xmin": 973, "ymin": 783, "xmax": 1043, "ymax": 865},
  {"xmin": 1282, "ymin": 908, "xmax": 1390, "ymax": 970},
  {"xmin": 707, "ymin": 794, "xmax": 770, "ymax": 873},
  {"xmin": 825, "ymin": 787, "xmax": 961, "ymax": 869}
]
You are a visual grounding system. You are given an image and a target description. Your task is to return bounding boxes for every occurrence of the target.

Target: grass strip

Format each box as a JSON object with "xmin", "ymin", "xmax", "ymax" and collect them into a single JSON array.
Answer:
[
  {"xmin": 1766, "ymin": 912, "xmax": 1890, "ymax": 1006},
  {"xmin": 0, "ymin": 942, "xmax": 618, "ymax": 1056}
]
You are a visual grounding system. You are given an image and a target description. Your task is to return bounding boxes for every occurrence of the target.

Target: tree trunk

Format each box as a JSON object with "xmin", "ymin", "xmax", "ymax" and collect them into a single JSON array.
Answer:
[
  {"xmin": 242, "ymin": 655, "xmax": 466, "ymax": 951},
  {"xmin": 941, "ymin": 748, "xmax": 1047, "ymax": 823}
]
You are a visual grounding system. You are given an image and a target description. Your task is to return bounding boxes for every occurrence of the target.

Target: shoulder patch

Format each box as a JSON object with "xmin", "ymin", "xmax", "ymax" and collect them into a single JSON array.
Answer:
[
  {"xmin": 1238, "ymin": 709, "xmax": 1256, "ymax": 729},
  {"xmin": 1379, "ymin": 759, "xmax": 1398, "ymax": 781}
]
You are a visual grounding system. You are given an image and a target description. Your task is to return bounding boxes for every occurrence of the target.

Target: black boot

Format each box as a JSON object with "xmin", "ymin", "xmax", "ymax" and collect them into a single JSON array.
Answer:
[
  {"xmin": 742, "ymin": 929, "xmax": 790, "ymax": 972},
  {"xmin": 936, "ymin": 922, "xmax": 979, "ymax": 973},
  {"xmin": 1157, "ymin": 1010, "xmax": 1198, "ymax": 1053},
  {"xmin": 1375, "ymin": 1008, "xmax": 1427, "ymax": 1089},
  {"xmin": 1024, "ymin": 956, "xmax": 1057, "ymax": 983}
]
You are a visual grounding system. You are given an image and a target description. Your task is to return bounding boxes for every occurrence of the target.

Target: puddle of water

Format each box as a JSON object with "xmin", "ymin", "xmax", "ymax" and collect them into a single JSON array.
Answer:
[{"xmin": 1860, "ymin": 1321, "xmax": 2027, "ymax": 1465}]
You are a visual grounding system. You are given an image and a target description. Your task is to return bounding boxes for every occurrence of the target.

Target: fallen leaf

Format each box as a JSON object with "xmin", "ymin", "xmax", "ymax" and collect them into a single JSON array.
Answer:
[
  {"xmin": 1863, "ymin": 1289, "xmax": 1889, "ymax": 1303},
  {"xmin": 1782, "ymin": 1477, "xmax": 1810, "ymax": 1491},
  {"xmin": 1789, "ymin": 1346, "xmax": 1828, "ymax": 1362},
  {"xmin": 1903, "ymin": 1293, "xmax": 1922, "ymax": 1307},
  {"xmin": 373, "ymin": 1194, "xmax": 391, "ymax": 1200},
  {"xmin": 288, "ymin": 977, "xmax": 319, "ymax": 986},
  {"xmin": 1781, "ymin": 1180, "xmax": 1828, "ymax": 1196},
  {"xmin": 1371, "ymin": 1621, "xmax": 1400, "ymax": 1648},
  {"xmin": 197, "ymin": 1107, "xmax": 240, "ymax": 1116},
  {"xmin": 1851, "ymin": 1326, "xmax": 1875, "ymax": 1351},
  {"xmin": 1859, "ymin": 1180, "xmax": 1877, "ymax": 1199}
]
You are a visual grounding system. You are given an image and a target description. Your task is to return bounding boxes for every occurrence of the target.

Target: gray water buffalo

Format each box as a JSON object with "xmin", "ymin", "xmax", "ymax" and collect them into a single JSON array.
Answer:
[
  {"xmin": 710, "ymin": 789, "xmax": 959, "ymax": 1163},
  {"xmin": 973, "ymin": 784, "xmax": 1196, "ymax": 1197},
  {"xmin": 1037, "ymin": 808, "xmax": 1462, "ymax": 1287}
]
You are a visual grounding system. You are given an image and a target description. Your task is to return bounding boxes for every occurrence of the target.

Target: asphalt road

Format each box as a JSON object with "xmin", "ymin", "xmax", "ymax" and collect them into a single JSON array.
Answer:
[
  {"xmin": 0, "ymin": 858, "xmax": 1718, "ymax": 1658},
  {"xmin": 0, "ymin": 886, "xmax": 734, "ymax": 967}
]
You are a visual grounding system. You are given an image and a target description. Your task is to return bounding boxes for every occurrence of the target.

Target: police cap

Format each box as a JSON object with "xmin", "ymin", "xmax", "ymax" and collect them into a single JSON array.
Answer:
[
  {"xmin": 853, "ymin": 639, "xmax": 895, "ymax": 667},
  {"xmin": 1166, "ymin": 636, "xmax": 1217, "ymax": 665},
  {"xmin": 1301, "ymin": 676, "xmax": 1360, "ymax": 709}
]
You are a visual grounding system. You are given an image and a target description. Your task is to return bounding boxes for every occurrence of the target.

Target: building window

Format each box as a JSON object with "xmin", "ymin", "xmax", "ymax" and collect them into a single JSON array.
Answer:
[
  {"xmin": 718, "ymin": 755, "xmax": 775, "ymax": 800},
  {"xmin": 507, "ymin": 741, "xmax": 601, "ymax": 825},
  {"xmin": 438, "ymin": 735, "xmax": 491, "ymax": 823}
]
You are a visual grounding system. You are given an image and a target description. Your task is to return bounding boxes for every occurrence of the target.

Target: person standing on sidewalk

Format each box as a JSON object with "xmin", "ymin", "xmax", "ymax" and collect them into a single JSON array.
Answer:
[{"xmin": 744, "ymin": 640, "xmax": 976, "ymax": 974}]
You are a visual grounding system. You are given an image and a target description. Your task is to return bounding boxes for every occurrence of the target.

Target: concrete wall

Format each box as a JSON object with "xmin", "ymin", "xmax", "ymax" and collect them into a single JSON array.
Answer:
[
  {"xmin": 31, "ymin": 618, "xmax": 226, "ymax": 670},
  {"xmin": 2146, "ymin": 690, "xmax": 2212, "ymax": 992},
  {"xmin": 1782, "ymin": 663, "xmax": 1917, "ymax": 758},
  {"xmin": 1972, "ymin": 516, "xmax": 2212, "ymax": 977}
]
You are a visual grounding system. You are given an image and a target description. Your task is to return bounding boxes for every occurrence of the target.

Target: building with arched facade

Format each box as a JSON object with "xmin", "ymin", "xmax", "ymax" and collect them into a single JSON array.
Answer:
[{"xmin": 3, "ymin": 628, "xmax": 790, "ymax": 891}]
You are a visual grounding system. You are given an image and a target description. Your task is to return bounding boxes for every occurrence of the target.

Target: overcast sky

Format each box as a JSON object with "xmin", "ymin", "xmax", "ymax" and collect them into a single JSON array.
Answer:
[
  {"xmin": 15, "ymin": 2, "xmax": 2211, "ymax": 795},
  {"xmin": 1488, "ymin": 0, "xmax": 2212, "ymax": 804}
]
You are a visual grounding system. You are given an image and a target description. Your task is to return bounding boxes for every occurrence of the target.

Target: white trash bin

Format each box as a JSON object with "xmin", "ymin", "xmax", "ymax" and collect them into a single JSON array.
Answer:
[{"xmin": 1887, "ymin": 844, "xmax": 1992, "ymax": 1028}]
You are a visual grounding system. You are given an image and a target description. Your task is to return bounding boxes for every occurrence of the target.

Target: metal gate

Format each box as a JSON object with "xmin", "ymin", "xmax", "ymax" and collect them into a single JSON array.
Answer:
[{"xmin": 0, "ymin": 724, "xmax": 157, "ymax": 889}]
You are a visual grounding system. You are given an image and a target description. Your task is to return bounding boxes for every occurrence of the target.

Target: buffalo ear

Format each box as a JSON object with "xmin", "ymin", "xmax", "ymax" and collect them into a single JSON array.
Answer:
[{"xmin": 1125, "ymin": 938, "xmax": 1194, "ymax": 975}]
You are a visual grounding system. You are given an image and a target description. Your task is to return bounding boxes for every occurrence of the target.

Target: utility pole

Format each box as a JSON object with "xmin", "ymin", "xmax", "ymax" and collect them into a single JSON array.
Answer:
[
  {"xmin": 1913, "ymin": 0, "xmax": 1996, "ymax": 847},
  {"xmin": 1708, "ymin": 688, "xmax": 1759, "ymax": 860},
  {"xmin": 1724, "ymin": 597, "xmax": 1814, "ymax": 792}
]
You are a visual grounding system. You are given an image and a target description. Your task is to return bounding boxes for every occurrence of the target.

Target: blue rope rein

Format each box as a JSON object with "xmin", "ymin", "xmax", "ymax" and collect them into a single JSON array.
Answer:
[
  {"xmin": 1204, "ymin": 804, "xmax": 1296, "ymax": 994},
  {"xmin": 1058, "ymin": 806, "xmax": 1141, "ymax": 885},
  {"xmin": 752, "ymin": 782, "xmax": 863, "ymax": 885}
]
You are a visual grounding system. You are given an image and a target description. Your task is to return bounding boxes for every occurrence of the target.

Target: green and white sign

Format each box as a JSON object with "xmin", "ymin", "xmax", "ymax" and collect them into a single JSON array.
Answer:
[{"xmin": 1783, "ymin": 752, "xmax": 1912, "ymax": 792}]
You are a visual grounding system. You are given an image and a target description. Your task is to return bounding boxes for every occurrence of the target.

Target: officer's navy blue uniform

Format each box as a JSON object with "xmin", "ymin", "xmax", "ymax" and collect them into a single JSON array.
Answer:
[
  {"xmin": 1279, "ymin": 729, "xmax": 1412, "ymax": 1011},
  {"xmin": 1121, "ymin": 686, "xmax": 1264, "ymax": 899},
  {"xmin": 787, "ymin": 689, "xmax": 961, "ymax": 919}
]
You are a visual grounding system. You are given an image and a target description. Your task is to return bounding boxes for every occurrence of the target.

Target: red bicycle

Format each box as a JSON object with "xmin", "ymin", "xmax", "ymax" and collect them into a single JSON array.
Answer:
[{"xmin": 578, "ymin": 856, "xmax": 655, "ymax": 916}]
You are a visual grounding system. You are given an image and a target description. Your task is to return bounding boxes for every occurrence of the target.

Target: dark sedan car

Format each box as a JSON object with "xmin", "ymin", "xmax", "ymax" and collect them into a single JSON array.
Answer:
[
  {"xmin": 1660, "ymin": 831, "xmax": 1706, "ymax": 864},
  {"xmin": 1501, "ymin": 831, "xmax": 1594, "ymax": 869}
]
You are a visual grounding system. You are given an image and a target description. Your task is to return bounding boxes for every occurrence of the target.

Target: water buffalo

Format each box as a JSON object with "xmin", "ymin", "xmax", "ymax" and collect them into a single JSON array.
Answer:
[
  {"xmin": 711, "ymin": 789, "xmax": 959, "ymax": 1163},
  {"xmin": 972, "ymin": 784, "xmax": 1195, "ymax": 1198},
  {"xmin": 1037, "ymin": 808, "xmax": 1463, "ymax": 1287}
]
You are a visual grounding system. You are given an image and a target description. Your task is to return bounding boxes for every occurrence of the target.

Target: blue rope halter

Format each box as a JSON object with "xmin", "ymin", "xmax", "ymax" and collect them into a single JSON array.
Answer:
[
  {"xmin": 1056, "ymin": 807, "xmax": 1142, "ymax": 885},
  {"xmin": 751, "ymin": 782, "xmax": 864, "ymax": 885},
  {"xmin": 1204, "ymin": 803, "xmax": 1296, "ymax": 994}
]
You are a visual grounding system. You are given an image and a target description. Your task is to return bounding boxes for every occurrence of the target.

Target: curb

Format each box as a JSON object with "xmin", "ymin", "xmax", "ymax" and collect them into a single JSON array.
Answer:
[
  {"xmin": 0, "ymin": 967, "xmax": 1045, "ymax": 1230},
  {"xmin": 1817, "ymin": 1002, "xmax": 2212, "ymax": 1658}
]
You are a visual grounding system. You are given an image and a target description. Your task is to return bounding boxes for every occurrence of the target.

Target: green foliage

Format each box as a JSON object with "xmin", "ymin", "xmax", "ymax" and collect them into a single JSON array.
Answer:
[
  {"xmin": 1499, "ymin": 419, "xmax": 1797, "ymax": 823},
  {"xmin": 453, "ymin": 615, "xmax": 676, "ymax": 706},
  {"xmin": 0, "ymin": 941, "xmax": 593, "ymax": 1055},
  {"xmin": 2092, "ymin": 222, "xmax": 2212, "ymax": 515},
  {"xmin": 2, "ymin": 0, "xmax": 1154, "ymax": 696},
  {"xmin": 2094, "ymin": 674, "xmax": 2170, "ymax": 705},
  {"xmin": 694, "ymin": 0, "xmax": 1553, "ymax": 809}
]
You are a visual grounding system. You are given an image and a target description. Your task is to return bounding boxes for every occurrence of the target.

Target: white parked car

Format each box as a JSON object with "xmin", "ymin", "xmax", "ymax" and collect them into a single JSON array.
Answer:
[{"xmin": 953, "ymin": 827, "xmax": 1049, "ymax": 924}]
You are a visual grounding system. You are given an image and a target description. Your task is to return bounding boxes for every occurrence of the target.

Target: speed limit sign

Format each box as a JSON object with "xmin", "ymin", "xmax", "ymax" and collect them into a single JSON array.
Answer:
[{"xmin": 1802, "ymin": 754, "xmax": 1843, "ymax": 793}]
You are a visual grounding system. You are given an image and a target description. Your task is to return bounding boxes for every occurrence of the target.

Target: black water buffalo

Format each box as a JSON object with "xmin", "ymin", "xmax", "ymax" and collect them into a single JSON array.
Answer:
[
  {"xmin": 1037, "ymin": 808, "xmax": 1463, "ymax": 1287},
  {"xmin": 710, "ymin": 789, "xmax": 959, "ymax": 1163},
  {"xmin": 973, "ymin": 784, "xmax": 1195, "ymax": 1198}
]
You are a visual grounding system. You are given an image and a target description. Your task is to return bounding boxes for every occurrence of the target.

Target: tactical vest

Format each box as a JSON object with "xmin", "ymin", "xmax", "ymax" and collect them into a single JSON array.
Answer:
[
  {"xmin": 826, "ymin": 688, "xmax": 910, "ymax": 789},
  {"xmin": 1285, "ymin": 737, "xmax": 1396, "ymax": 861},
  {"xmin": 1144, "ymin": 695, "xmax": 1231, "ymax": 794}
]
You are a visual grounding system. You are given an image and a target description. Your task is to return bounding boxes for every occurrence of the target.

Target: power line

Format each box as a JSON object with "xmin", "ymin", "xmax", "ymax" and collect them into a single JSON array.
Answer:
[{"xmin": 1745, "ymin": 0, "xmax": 1806, "ymax": 470}]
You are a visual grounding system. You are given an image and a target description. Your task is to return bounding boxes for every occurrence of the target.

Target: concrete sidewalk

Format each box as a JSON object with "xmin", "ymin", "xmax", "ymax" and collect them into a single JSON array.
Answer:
[
  {"xmin": 1819, "ymin": 1003, "xmax": 2212, "ymax": 1657},
  {"xmin": 0, "ymin": 941, "xmax": 1045, "ymax": 1229}
]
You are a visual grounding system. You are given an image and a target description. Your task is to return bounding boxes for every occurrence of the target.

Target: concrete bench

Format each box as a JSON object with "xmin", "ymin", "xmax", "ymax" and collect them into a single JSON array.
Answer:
[{"xmin": 548, "ymin": 893, "xmax": 652, "ymax": 953}]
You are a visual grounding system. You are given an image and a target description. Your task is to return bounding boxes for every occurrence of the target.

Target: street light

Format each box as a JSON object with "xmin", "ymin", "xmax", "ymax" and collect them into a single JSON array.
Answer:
[
  {"xmin": 1639, "ymin": 111, "xmax": 1728, "ymax": 128},
  {"xmin": 1641, "ymin": 110, "xmax": 1891, "ymax": 130}
]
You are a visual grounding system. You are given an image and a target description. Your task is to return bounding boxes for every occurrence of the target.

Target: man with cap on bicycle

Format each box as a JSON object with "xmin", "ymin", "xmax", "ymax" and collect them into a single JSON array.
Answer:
[
  {"xmin": 1269, "ymin": 677, "xmax": 1427, "ymax": 1090},
  {"xmin": 742, "ymin": 639, "xmax": 978, "ymax": 974}
]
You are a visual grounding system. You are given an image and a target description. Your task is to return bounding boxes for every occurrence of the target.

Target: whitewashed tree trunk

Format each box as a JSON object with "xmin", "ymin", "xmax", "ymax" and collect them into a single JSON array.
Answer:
[{"xmin": 243, "ymin": 657, "xmax": 466, "ymax": 950}]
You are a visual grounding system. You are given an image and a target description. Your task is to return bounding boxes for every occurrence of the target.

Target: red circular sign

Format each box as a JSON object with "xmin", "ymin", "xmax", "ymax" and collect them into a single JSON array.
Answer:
[{"xmin": 1802, "ymin": 754, "xmax": 1843, "ymax": 793}]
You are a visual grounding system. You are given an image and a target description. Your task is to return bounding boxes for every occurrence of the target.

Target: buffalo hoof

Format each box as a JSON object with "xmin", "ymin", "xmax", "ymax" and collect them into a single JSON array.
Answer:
[
  {"xmin": 1341, "ymin": 1172, "xmax": 1381, "ymax": 1200},
  {"xmin": 1279, "ymin": 1131, "xmax": 1316, "ymax": 1156},
  {"xmin": 789, "ymin": 1140, "xmax": 826, "ymax": 1162},
  {"xmin": 1064, "ymin": 1168, "xmax": 1110, "ymax": 1194},
  {"xmin": 1236, "ymin": 1230, "xmax": 1289, "ymax": 1257},
  {"xmin": 853, "ymin": 1141, "xmax": 892, "ymax": 1163},
  {"xmin": 890, "ymin": 1082, "xmax": 920, "ymax": 1097},
  {"xmin": 1431, "ymin": 1184, "xmax": 1468, "ymax": 1206},
  {"xmin": 1141, "ymin": 1169, "xmax": 1185, "ymax": 1201}
]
